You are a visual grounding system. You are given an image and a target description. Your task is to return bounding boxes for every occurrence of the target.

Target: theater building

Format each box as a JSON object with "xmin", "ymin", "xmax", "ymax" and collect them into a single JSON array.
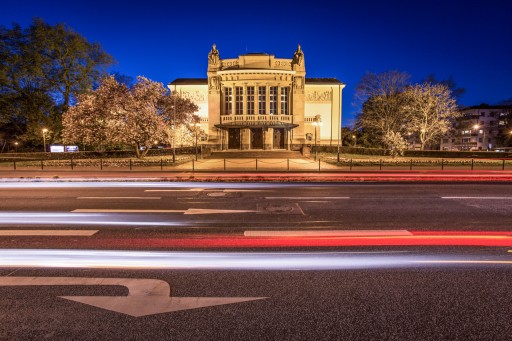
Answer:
[{"xmin": 168, "ymin": 45, "xmax": 344, "ymax": 150}]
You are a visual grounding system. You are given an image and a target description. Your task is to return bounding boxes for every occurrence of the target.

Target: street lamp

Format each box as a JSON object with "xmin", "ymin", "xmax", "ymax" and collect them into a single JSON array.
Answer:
[
  {"xmin": 352, "ymin": 134, "xmax": 357, "ymax": 147},
  {"xmin": 42, "ymin": 128, "xmax": 48, "ymax": 152},
  {"xmin": 14, "ymin": 141, "xmax": 18, "ymax": 153},
  {"xmin": 191, "ymin": 122, "xmax": 201, "ymax": 160},
  {"xmin": 312, "ymin": 116, "xmax": 322, "ymax": 161}
]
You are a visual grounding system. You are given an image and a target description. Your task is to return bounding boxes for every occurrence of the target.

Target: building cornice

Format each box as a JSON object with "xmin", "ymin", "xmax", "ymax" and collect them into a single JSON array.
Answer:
[{"xmin": 216, "ymin": 69, "xmax": 296, "ymax": 76}]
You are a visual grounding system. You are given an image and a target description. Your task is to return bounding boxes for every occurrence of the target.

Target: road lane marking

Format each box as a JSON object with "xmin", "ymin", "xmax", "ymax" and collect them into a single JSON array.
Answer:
[
  {"xmin": 72, "ymin": 209, "xmax": 258, "ymax": 214},
  {"xmin": 0, "ymin": 230, "xmax": 98, "ymax": 236},
  {"xmin": 0, "ymin": 277, "xmax": 267, "ymax": 317},
  {"xmin": 145, "ymin": 189, "xmax": 205, "ymax": 192},
  {"xmin": 76, "ymin": 197, "xmax": 161, "ymax": 200},
  {"xmin": 72, "ymin": 209, "xmax": 185, "ymax": 213},
  {"xmin": 441, "ymin": 197, "xmax": 512, "ymax": 199},
  {"xmin": 145, "ymin": 189, "xmax": 263, "ymax": 192},
  {"xmin": 265, "ymin": 197, "xmax": 350, "ymax": 200},
  {"xmin": 244, "ymin": 230, "xmax": 413, "ymax": 237}
]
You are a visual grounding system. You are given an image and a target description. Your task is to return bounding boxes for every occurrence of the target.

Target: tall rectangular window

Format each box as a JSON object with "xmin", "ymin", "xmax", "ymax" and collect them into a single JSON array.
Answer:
[
  {"xmin": 235, "ymin": 87, "xmax": 243, "ymax": 115},
  {"xmin": 269, "ymin": 86, "xmax": 278, "ymax": 115},
  {"xmin": 258, "ymin": 86, "xmax": 266, "ymax": 115},
  {"xmin": 280, "ymin": 87, "xmax": 290, "ymax": 115},
  {"xmin": 223, "ymin": 87, "xmax": 232, "ymax": 115},
  {"xmin": 247, "ymin": 86, "xmax": 255, "ymax": 115}
]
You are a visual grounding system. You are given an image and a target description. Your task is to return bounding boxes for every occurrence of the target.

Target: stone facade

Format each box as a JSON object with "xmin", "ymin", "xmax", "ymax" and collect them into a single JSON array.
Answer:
[{"xmin": 168, "ymin": 45, "xmax": 345, "ymax": 150}]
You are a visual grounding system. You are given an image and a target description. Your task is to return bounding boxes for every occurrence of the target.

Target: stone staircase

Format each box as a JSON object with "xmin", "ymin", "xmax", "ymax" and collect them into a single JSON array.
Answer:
[{"xmin": 206, "ymin": 150, "xmax": 304, "ymax": 159}]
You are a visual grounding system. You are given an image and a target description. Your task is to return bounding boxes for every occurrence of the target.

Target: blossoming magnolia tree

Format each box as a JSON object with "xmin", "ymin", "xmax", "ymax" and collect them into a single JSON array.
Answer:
[{"xmin": 62, "ymin": 76, "xmax": 198, "ymax": 158}]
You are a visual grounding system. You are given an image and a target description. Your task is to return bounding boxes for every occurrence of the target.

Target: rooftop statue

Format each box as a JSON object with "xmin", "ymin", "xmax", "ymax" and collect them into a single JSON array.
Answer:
[
  {"xmin": 208, "ymin": 44, "xmax": 220, "ymax": 64},
  {"xmin": 293, "ymin": 44, "xmax": 304, "ymax": 66}
]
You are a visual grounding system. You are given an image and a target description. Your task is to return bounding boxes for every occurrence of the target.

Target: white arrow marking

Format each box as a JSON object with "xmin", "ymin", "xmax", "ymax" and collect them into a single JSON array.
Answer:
[{"xmin": 0, "ymin": 277, "xmax": 267, "ymax": 317}]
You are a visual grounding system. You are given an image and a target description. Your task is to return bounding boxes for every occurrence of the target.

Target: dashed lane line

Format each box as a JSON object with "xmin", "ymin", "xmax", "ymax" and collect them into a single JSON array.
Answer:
[{"xmin": 0, "ymin": 230, "xmax": 98, "ymax": 236}]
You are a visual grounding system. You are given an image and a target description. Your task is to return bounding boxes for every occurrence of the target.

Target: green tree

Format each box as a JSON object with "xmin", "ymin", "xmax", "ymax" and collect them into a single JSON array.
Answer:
[
  {"xmin": 355, "ymin": 71, "xmax": 412, "ymax": 147},
  {"xmin": 0, "ymin": 18, "xmax": 113, "ymax": 147}
]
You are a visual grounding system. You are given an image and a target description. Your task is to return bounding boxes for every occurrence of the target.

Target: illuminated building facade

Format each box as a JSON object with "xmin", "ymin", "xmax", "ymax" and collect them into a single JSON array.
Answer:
[{"xmin": 169, "ymin": 45, "xmax": 344, "ymax": 150}]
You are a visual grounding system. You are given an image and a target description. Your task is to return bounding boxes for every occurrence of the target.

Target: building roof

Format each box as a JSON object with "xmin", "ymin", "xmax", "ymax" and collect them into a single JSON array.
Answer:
[
  {"xmin": 305, "ymin": 78, "xmax": 344, "ymax": 85},
  {"xmin": 461, "ymin": 104, "xmax": 512, "ymax": 110},
  {"xmin": 169, "ymin": 77, "xmax": 344, "ymax": 85},
  {"xmin": 169, "ymin": 78, "xmax": 208, "ymax": 85}
]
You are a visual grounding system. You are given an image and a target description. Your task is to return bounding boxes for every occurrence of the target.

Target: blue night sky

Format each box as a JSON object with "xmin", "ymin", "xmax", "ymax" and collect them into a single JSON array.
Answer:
[{"xmin": 1, "ymin": 0, "xmax": 511, "ymax": 126}]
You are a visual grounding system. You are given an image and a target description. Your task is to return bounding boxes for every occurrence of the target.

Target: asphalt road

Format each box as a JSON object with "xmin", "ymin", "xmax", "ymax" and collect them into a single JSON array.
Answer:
[
  {"xmin": 2, "ymin": 264, "xmax": 512, "ymax": 340},
  {"xmin": 0, "ymin": 182, "xmax": 511, "ymax": 232},
  {"xmin": 1, "ymin": 181, "xmax": 512, "ymax": 339}
]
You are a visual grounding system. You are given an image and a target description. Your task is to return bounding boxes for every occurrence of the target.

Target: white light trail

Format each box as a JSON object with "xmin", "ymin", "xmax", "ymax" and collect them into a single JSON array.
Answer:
[{"xmin": 0, "ymin": 249, "xmax": 509, "ymax": 270}]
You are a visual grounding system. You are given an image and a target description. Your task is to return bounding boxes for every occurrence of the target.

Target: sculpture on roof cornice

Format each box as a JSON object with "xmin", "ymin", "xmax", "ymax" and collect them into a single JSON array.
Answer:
[
  {"xmin": 208, "ymin": 44, "xmax": 220, "ymax": 64},
  {"xmin": 293, "ymin": 44, "xmax": 304, "ymax": 66}
]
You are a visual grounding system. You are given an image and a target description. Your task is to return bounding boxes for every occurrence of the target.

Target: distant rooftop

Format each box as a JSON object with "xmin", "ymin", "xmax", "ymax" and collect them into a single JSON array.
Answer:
[
  {"xmin": 169, "ymin": 78, "xmax": 208, "ymax": 85},
  {"xmin": 305, "ymin": 78, "xmax": 344, "ymax": 85},
  {"xmin": 462, "ymin": 104, "xmax": 512, "ymax": 110}
]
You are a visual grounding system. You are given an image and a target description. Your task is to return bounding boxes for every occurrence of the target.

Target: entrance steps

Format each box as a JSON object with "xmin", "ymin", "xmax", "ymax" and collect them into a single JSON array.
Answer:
[{"xmin": 206, "ymin": 150, "xmax": 303, "ymax": 159}]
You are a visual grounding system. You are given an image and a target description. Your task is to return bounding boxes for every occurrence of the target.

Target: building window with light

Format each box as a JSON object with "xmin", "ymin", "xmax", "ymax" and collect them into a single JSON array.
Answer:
[
  {"xmin": 235, "ymin": 87, "xmax": 243, "ymax": 115},
  {"xmin": 269, "ymin": 87, "xmax": 278, "ymax": 115},
  {"xmin": 258, "ymin": 86, "xmax": 266, "ymax": 115},
  {"xmin": 247, "ymin": 86, "xmax": 255, "ymax": 115},
  {"xmin": 280, "ymin": 87, "xmax": 289, "ymax": 115},
  {"xmin": 223, "ymin": 87, "xmax": 232, "ymax": 115}
]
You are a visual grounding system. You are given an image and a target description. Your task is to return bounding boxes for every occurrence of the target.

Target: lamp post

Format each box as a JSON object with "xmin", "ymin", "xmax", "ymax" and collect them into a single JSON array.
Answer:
[
  {"xmin": 191, "ymin": 122, "xmax": 200, "ymax": 160},
  {"xmin": 352, "ymin": 134, "xmax": 357, "ymax": 147},
  {"xmin": 172, "ymin": 92, "xmax": 176, "ymax": 162},
  {"xmin": 14, "ymin": 142, "xmax": 18, "ymax": 153},
  {"xmin": 42, "ymin": 128, "xmax": 48, "ymax": 152},
  {"xmin": 312, "ymin": 116, "xmax": 322, "ymax": 161}
]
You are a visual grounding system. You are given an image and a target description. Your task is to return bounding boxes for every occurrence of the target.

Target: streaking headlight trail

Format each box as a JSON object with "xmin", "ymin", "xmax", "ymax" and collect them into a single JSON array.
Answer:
[{"xmin": 1, "ymin": 249, "xmax": 512, "ymax": 270}]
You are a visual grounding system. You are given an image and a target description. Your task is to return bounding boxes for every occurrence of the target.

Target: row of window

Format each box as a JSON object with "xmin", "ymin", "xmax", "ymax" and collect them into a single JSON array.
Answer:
[{"xmin": 223, "ymin": 86, "xmax": 290, "ymax": 115}]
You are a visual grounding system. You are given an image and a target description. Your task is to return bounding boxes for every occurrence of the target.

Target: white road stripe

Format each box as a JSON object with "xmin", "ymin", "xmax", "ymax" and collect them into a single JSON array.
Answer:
[
  {"xmin": 441, "ymin": 197, "xmax": 512, "ymax": 199},
  {"xmin": 145, "ymin": 189, "xmax": 205, "ymax": 192},
  {"xmin": 265, "ymin": 197, "xmax": 350, "ymax": 200},
  {"xmin": 145, "ymin": 189, "xmax": 263, "ymax": 192},
  {"xmin": 244, "ymin": 230, "xmax": 413, "ymax": 237},
  {"xmin": 72, "ymin": 209, "xmax": 185, "ymax": 213},
  {"xmin": 0, "ymin": 230, "xmax": 98, "ymax": 236},
  {"xmin": 76, "ymin": 197, "xmax": 161, "ymax": 200},
  {"xmin": 72, "ymin": 209, "xmax": 257, "ymax": 214}
]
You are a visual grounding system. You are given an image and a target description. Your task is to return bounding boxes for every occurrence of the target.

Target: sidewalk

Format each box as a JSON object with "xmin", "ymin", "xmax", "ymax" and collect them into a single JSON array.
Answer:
[
  {"xmin": 1, "ymin": 168, "xmax": 512, "ymax": 183},
  {"xmin": 2, "ymin": 155, "xmax": 512, "ymax": 182}
]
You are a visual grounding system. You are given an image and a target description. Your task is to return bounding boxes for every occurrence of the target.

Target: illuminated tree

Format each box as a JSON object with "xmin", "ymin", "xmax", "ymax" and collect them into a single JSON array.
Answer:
[
  {"xmin": 63, "ymin": 76, "xmax": 199, "ymax": 157},
  {"xmin": 405, "ymin": 83, "xmax": 459, "ymax": 150}
]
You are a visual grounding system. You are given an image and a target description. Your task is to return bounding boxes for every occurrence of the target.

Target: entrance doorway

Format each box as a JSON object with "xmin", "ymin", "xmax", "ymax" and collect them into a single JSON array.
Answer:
[
  {"xmin": 228, "ymin": 128, "xmax": 240, "ymax": 149},
  {"xmin": 250, "ymin": 128, "xmax": 263, "ymax": 149},
  {"xmin": 273, "ymin": 128, "xmax": 285, "ymax": 149}
]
